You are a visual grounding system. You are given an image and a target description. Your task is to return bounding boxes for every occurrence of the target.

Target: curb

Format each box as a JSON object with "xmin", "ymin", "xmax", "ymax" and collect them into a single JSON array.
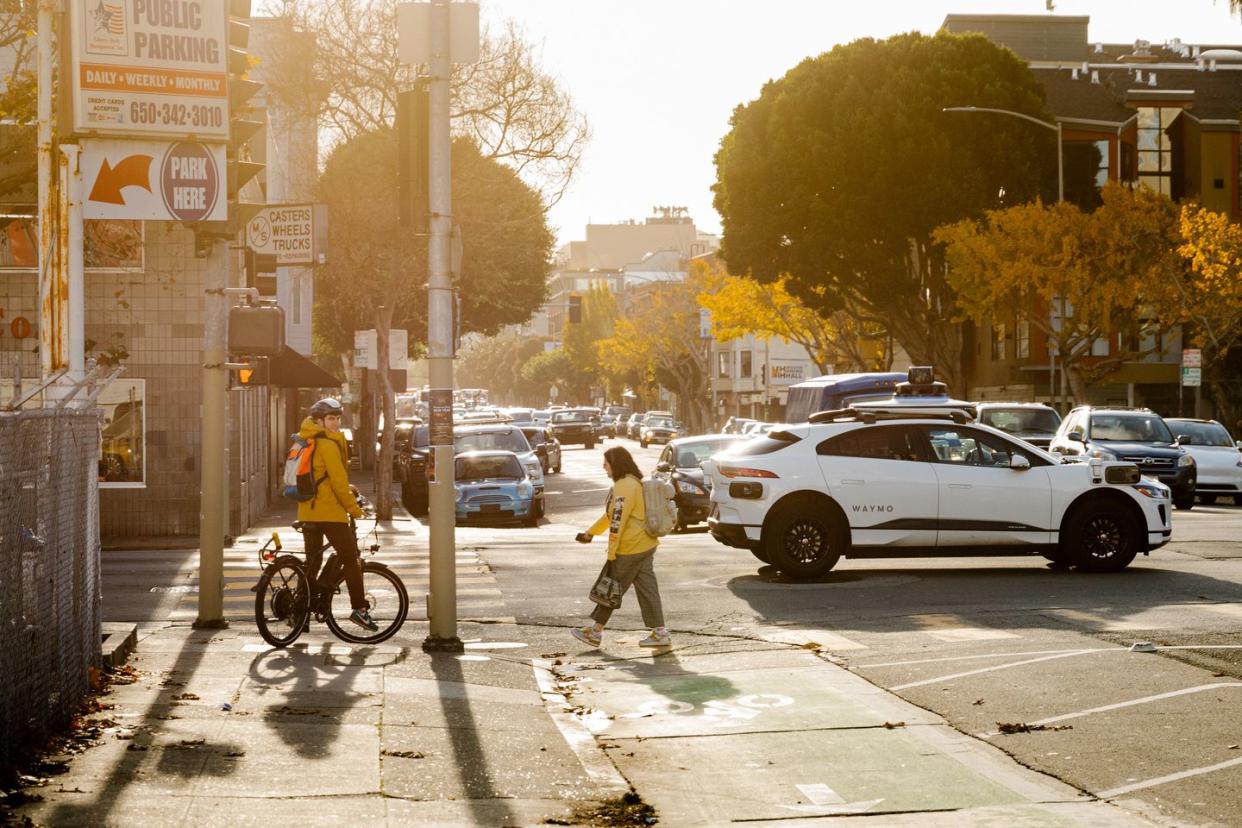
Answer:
[{"xmin": 100, "ymin": 622, "xmax": 138, "ymax": 668}]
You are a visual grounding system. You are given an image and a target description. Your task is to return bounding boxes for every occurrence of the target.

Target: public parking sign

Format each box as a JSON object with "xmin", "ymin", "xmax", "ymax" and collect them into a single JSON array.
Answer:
[
  {"xmin": 81, "ymin": 138, "xmax": 225, "ymax": 221},
  {"xmin": 68, "ymin": 0, "xmax": 230, "ymax": 140}
]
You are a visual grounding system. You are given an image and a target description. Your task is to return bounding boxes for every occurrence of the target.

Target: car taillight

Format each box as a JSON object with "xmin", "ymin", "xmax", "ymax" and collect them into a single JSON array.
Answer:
[{"xmin": 718, "ymin": 466, "xmax": 779, "ymax": 479}]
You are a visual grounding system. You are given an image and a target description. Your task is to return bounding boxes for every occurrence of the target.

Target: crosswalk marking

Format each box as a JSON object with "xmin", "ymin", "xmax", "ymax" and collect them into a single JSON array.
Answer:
[
  {"xmin": 760, "ymin": 628, "xmax": 868, "ymax": 651},
  {"xmin": 1047, "ymin": 607, "xmax": 1151, "ymax": 631},
  {"xmin": 908, "ymin": 613, "xmax": 1020, "ymax": 642}
]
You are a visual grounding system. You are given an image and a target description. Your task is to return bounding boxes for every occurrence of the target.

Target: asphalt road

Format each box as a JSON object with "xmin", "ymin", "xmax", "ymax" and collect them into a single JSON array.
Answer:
[{"xmin": 456, "ymin": 434, "xmax": 1242, "ymax": 827}]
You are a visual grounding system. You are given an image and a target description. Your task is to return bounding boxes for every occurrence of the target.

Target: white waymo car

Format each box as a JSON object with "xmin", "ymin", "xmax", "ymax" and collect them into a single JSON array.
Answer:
[{"xmin": 706, "ymin": 400, "xmax": 1172, "ymax": 578}]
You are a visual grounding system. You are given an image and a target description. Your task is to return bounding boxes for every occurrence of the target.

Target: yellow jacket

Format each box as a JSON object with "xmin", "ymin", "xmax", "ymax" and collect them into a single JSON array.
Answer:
[
  {"xmin": 295, "ymin": 417, "xmax": 363, "ymax": 524},
  {"xmin": 587, "ymin": 475, "xmax": 657, "ymax": 560}
]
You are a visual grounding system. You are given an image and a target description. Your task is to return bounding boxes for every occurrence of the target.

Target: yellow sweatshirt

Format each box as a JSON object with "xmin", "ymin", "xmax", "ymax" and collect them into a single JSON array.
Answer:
[
  {"xmin": 587, "ymin": 475, "xmax": 657, "ymax": 560},
  {"xmin": 295, "ymin": 417, "xmax": 363, "ymax": 524}
]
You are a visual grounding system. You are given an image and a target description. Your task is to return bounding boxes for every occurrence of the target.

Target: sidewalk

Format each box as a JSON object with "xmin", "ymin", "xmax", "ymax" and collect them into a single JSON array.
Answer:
[{"xmin": 10, "ymin": 485, "xmax": 1169, "ymax": 827}]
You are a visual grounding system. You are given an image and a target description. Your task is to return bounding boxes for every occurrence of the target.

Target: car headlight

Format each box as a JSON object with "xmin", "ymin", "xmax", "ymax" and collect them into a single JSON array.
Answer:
[
  {"xmin": 1178, "ymin": 453, "xmax": 1195, "ymax": 467},
  {"xmin": 1089, "ymin": 448, "xmax": 1118, "ymax": 461},
  {"xmin": 676, "ymin": 480, "xmax": 703, "ymax": 495},
  {"xmin": 517, "ymin": 481, "xmax": 533, "ymax": 497},
  {"xmin": 454, "ymin": 485, "xmax": 464, "ymax": 502},
  {"xmin": 1132, "ymin": 481, "xmax": 1168, "ymax": 499}
]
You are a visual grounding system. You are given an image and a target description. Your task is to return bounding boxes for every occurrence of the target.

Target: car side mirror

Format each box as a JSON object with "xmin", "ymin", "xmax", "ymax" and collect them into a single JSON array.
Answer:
[
  {"xmin": 1067, "ymin": 431, "xmax": 1084, "ymax": 443},
  {"xmin": 1010, "ymin": 455, "xmax": 1031, "ymax": 470},
  {"xmin": 656, "ymin": 462, "xmax": 671, "ymax": 473},
  {"xmin": 535, "ymin": 445, "xmax": 547, "ymax": 457},
  {"xmin": 1176, "ymin": 435, "xmax": 1191, "ymax": 446}
]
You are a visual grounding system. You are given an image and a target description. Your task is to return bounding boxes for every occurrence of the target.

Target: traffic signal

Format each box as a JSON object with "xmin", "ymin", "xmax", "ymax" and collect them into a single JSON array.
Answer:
[
  {"xmin": 245, "ymin": 248, "xmax": 278, "ymax": 296},
  {"xmin": 568, "ymin": 294, "xmax": 582, "ymax": 324},
  {"xmin": 236, "ymin": 357, "xmax": 270, "ymax": 386},
  {"xmin": 227, "ymin": 0, "xmax": 265, "ymax": 228},
  {"xmin": 397, "ymin": 79, "xmax": 430, "ymax": 229}
]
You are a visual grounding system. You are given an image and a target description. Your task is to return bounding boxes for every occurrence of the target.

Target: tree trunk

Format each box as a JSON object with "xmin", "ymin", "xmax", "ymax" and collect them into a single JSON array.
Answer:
[{"xmin": 374, "ymin": 306, "xmax": 396, "ymax": 521}]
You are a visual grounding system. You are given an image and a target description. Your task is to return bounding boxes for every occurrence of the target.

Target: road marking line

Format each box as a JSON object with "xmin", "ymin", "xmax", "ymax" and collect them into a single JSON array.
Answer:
[
  {"xmin": 860, "ymin": 647, "xmax": 1115, "ymax": 669},
  {"xmin": 893, "ymin": 650, "xmax": 1100, "ymax": 691},
  {"xmin": 761, "ymin": 629, "xmax": 868, "ymax": 651},
  {"xmin": 797, "ymin": 783, "xmax": 845, "ymax": 805},
  {"xmin": 531, "ymin": 659, "xmax": 630, "ymax": 794},
  {"xmin": 979, "ymin": 683, "xmax": 1242, "ymax": 737},
  {"xmin": 1047, "ymin": 607, "xmax": 1150, "ymax": 631},
  {"xmin": 908, "ymin": 613, "xmax": 1020, "ymax": 642},
  {"xmin": 1098, "ymin": 756, "xmax": 1242, "ymax": 798}
]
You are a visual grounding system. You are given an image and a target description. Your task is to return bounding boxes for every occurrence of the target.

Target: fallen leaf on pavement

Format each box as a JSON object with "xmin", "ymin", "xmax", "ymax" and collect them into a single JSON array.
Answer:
[
  {"xmin": 972, "ymin": 699, "xmax": 985, "ymax": 706},
  {"xmin": 382, "ymin": 750, "xmax": 425, "ymax": 759},
  {"xmin": 882, "ymin": 721, "xmax": 905, "ymax": 729},
  {"xmin": 997, "ymin": 722, "xmax": 1073, "ymax": 734}
]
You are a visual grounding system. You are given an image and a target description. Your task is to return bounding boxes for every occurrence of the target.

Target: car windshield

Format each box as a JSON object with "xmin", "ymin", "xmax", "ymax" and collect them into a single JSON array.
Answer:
[
  {"xmin": 605, "ymin": 406, "xmax": 632, "ymax": 417},
  {"xmin": 455, "ymin": 455, "xmax": 523, "ymax": 481},
  {"xmin": 552, "ymin": 411, "xmax": 588, "ymax": 424},
  {"xmin": 648, "ymin": 417, "xmax": 674, "ymax": 428},
  {"xmin": 674, "ymin": 437, "xmax": 745, "ymax": 468},
  {"xmin": 980, "ymin": 408, "xmax": 1061, "ymax": 435},
  {"xmin": 455, "ymin": 429, "xmax": 531, "ymax": 453},
  {"xmin": 1170, "ymin": 421, "xmax": 1233, "ymax": 447},
  {"xmin": 1090, "ymin": 414, "xmax": 1174, "ymax": 443}
]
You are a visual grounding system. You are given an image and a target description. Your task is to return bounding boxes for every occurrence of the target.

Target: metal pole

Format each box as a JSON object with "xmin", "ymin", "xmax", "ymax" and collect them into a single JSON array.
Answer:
[
  {"xmin": 1056, "ymin": 122, "xmax": 1064, "ymax": 203},
  {"xmin": 63, "ymin": 144, "xmax": 85, "ymax": 383},
  {"xmin": 196, "ymin": 239, "xmax": 230, "ymax": 629},
  {"xmin": 37, "ymin": 0, "xmax": 57, "ymax": 383},
  {"xmin": 423, "ymin": 0, "xmax": 462, "ymax": 653}
]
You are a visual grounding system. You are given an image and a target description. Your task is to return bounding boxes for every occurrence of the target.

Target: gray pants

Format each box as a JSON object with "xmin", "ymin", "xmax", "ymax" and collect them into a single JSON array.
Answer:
[{"xmin": 590, "ymin": 548, "xmax": 665, "ymax": 628}]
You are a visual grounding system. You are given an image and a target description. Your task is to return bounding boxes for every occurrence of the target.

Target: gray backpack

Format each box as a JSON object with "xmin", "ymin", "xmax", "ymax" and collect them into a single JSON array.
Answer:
[{"xmin": 640, "ymin": 477, "xmax": 678, "ymax": 537}]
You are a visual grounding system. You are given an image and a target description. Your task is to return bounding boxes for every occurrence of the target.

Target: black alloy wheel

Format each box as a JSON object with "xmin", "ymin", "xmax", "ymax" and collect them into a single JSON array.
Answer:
[
  {"xmin": 1067, "ymin": 502, "xmax": 1137, "ymax": 572},
  {"xmin": 765, "ymin": 507, "xmax": 842, "ymax": 579}
]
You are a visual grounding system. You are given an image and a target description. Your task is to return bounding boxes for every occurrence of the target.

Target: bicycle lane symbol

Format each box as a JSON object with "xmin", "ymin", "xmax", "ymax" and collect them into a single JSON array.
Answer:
[{"xmin": 621, "ymin": 693, "xmax": 795, "ymax": 728}]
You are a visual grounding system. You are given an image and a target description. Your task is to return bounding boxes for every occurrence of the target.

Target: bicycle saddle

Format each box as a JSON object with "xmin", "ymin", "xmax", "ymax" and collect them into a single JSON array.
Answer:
[{"xmin": 291, "ymin": 520, "xmax": 304, "ymax": 531}]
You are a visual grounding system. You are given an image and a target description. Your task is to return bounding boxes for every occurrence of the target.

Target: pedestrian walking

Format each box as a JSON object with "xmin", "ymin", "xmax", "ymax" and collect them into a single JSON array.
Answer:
[
  {"xmin": 572, "ymin": 445, "xmax": 670, "ymax": 648},
  {"xmin": 297, "ymin": 398, "xmax": 378, "ymax": 632}
]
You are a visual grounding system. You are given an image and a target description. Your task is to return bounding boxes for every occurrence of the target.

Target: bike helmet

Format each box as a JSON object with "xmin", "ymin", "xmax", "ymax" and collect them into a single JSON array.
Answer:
[{"xmin": 308, "ymin": 397, "xmax": 344, "ymax": 419}]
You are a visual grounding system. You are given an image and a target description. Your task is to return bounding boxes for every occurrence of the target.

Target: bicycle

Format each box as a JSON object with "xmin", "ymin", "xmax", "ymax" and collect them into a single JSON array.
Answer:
[{"xmin": 253, "ymin": 503, "xmax": 410, "ymax": 647}]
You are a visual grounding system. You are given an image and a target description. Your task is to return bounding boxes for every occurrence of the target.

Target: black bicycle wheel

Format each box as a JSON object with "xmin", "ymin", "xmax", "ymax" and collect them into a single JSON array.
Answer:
[
  {"xmin": 254, "ymin": 559, "xmax": 310, "ymax": 648},
  {"xmin": 322, "ymin": 562, "xmax": 409, "ymax": 644}
]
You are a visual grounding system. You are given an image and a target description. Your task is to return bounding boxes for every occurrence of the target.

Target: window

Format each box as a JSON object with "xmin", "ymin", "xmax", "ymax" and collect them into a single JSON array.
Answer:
[
  {"xmin": 99, "ymin": 379, "xmax": 146, "ymax": 486},
  {"xmin": 1016, "ymin": 319, "xmax": 1030, "ymax": 359},
  {"xmin": 818, "ymin": 426, "xmax": 923, "ymax": 461},
  {"xmin": 924, "ymin": 426, "xmax": 1037, "ymax": 468},
  {"xmin": 1093, "ymin": 139, "xmax": 1110, "ymax": 187},
  {"xmin": 1, "ymin": 211, "xmax": 143, "ymax": 269},
  {"xmin": 991, "ymin": 322, "xmax": 1007, "ymax": 361},
  {"xmin": 739, "ymin": 350, "xmax": 753, "ymax": 378},
  {"xmin": 1091, "ymin": 336, "xmax": 1110, "ymax": 357},
  {"xmin": 1137, "ymin": 107, "xmax": 1175, "ymax": 196},
  {"xmin": 717, "ymin": 351, "xmax": 730, "ymax": 378}
]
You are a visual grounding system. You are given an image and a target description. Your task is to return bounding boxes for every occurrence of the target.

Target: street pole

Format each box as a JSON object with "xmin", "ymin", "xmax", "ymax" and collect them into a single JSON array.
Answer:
[
  {"xmin": 63, "ymin": 144, "xmax": 85, "ymax": 385},
  {"xmin": 37, "ymin": 0, "xmax": 60, "ymax": 385},
  {"xmin": 942, "ymin": 107, "xmax": 1064, "ymax": 203},
  {"xmin": 423, "ymin": 0, "xmax": 462, "ymax": 653},
  {"xmin": 196, "ymin": 239, "xmax": 230, "ymax": 629}
]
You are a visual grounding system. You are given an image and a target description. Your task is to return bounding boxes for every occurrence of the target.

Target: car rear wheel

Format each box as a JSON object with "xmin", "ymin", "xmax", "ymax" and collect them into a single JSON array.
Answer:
[
  {"xmin": 1065, "ymin": 501, "xmax": 1138, "ymax": 573},
  {"xmin": 764, "ymin": 504, "xmax": 843, "ymax": 579}
]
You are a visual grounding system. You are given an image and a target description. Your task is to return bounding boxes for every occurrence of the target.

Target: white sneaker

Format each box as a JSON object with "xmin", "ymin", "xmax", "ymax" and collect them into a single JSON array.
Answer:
[
  {"xmin": 572, "ymin": 626, "xmax": 602, "ymax": 648},
  {"xmin": 638, "ymin": 629, "xmax": 671, "ymax": 647}
]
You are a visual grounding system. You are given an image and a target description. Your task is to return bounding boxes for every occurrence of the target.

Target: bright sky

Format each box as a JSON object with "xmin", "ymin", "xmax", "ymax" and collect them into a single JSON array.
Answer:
[{"xmin": 479, "ymin": 0, "xmax": 1240, "ymax": 247}]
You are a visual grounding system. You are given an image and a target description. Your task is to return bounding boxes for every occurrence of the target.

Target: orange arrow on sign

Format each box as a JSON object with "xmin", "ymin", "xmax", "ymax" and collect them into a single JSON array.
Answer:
[{"xmin": 89, "ymin": 154, "xmax": 154, "ymax": 205}]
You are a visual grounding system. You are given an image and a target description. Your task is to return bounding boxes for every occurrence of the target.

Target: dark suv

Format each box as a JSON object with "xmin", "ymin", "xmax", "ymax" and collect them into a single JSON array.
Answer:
[
  {"xmin": 549, "ymin": 409, "xmax": 597, "ymax": 448},
  {"xmin": 1050, "ymin": 406, "xmax": 1196, "ymax": 510}
]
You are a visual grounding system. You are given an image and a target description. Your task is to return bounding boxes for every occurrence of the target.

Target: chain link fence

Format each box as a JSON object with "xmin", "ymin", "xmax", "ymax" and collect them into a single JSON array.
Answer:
[{"xmin": 0, "ymin": 408, "xmax": 102, "ymax": 762}]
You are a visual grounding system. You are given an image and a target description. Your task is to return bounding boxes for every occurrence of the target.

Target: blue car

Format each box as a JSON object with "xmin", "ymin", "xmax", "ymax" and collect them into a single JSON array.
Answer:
[{"xmin": 454, "ymin": 451, "xmax": 539, "ymax": 527}]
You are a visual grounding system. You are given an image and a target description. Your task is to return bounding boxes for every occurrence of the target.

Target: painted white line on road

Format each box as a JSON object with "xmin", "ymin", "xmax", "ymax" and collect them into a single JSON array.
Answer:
[
  {"xmin": 797, "ymin": 783, "xmax": 845, "ymax": 805},
  {"xmin": 908, "ymin": 613, "xmax": 1020, "ymax": 642},
  {"xmin": 531, "ymin": 658, "xmax": 630, "ymax": 794},
  {"xmin": 1047, "ymin": 607, "xmax": 1151, "ymax": 631},
  {"xmin": 980, "ymin": 683, "xmax": 1242, "ymax": 736},
  {"xmin": 760, "ymin": 628, "xmax": 868, "ymax": 651},
  {"xmin": 1098, "ymin": 755, "xmax": 1242, "ymax": 798},
  {"xmin": 892, "ymin": 650, "xmax": 1100, "ymax": 691},
  {"xmin": 860, "ymin": 647, "xmax": 1115, "ymax": 669}
]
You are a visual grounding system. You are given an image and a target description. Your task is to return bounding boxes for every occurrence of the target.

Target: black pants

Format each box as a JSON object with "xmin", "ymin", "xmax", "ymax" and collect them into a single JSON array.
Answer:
[{"xmin": 302, "ymin": 521, "xmax": 367, "ymax": 610}]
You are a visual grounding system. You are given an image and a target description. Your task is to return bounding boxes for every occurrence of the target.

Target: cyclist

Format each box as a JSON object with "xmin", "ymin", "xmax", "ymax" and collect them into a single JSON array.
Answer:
[{"xmin": 298, "ymin": 397, "xmax": 378, "ymax": 632}]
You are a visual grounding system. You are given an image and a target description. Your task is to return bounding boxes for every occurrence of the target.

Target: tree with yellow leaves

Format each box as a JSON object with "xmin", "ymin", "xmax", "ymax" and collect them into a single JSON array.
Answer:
[
  {"xmin": 936, "ymin": 183, "xmax": 1185, "ymax": 402},
  {"xmin": 695, "ymin": 259, "xmax": 888, "ymax": 374}
]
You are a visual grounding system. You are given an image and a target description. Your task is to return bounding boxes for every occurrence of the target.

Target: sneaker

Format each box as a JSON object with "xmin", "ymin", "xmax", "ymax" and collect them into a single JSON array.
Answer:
[
  {"xmin": 571, "ymin": 626, "xmax": 602, "ymax": 648},
  {"xmin": 350, "ymin": 609, "xmax": 380, "ymax": 632},
  {"xmin": 639, "ymin": 629, "xmax": 671, "ymax": 648}
]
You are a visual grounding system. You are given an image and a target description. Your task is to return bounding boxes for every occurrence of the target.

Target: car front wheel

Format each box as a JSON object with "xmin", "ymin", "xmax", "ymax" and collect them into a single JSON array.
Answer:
[
  {"xmin": 1173, "ymin": 491, "xmax": 1195, "ymax": 510},
  {"xmin": 1065, "ymin": 501, "xmax": 1138, "ymax": 572},
  {"xmin": 764, "ymin": 505, "xmax": 843, "ymax": 579}
]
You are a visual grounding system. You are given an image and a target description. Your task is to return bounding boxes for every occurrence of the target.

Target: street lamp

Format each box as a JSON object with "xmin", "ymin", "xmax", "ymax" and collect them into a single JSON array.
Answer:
[{"xmin": 942, "ymin": 106, "xmax": 1063, "ymax": 203}]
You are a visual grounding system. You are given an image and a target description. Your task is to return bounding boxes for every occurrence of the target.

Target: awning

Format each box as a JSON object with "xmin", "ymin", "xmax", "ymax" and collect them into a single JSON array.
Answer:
[{"xmin": 268, "ymin": 346, "xmax": 341, "ymax": 389}]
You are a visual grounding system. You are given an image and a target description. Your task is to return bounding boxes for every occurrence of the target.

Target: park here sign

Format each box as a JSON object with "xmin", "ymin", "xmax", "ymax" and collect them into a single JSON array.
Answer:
[{"xmin": 69, "ymin": 0, "xmax": 230, "ymax": 140}]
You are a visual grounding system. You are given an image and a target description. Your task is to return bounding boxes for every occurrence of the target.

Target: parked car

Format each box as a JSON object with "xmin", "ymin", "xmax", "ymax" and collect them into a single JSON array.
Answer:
[
  {"xmin": 654, "ymin": 434, "xmax": 747, "ymax": 529},
  {"xmin": 550, "ymin": 408, "xmax": 597, "ymax": 448},
  {"xmin": 602, "ymin": 405, "xmax": 633, "ymax": 438},
  {"xmin": 625, "ymin": 413, "xmax": 646, "ymax": 440},
  {"xmin": 640, "ymin": 414, "xmax": 680, "ymax": 447},
  {"xmin": 532, "ymin": 409, "xmax": 552, "ymax": 425},
  {"xmin": 454, "ymin": 423, "xmax": 545, "ymax": 517},
  {"xmin": 1050, "ymin": 407, "xmax": 1196, "ymax": 510},
  {"xmin": 519, "ymin": 425, "xmax": 562, "ymax": 474},
  {"xmin": 705, "ymin": 407, "xmax": 1171, "ymax": 579},
  {"xmin": 395, "ymin": 425, "xmax": 431, "ymax": 516},
  {"xmin": 453, "ymin": 451, "xmax": 539, "ymax": 527},
  {"xmin": 975, "ymin": 403, "xmax": 1062, "ymax": 450},
  {"xmin": 1165, "ymin": 418, "xmax": 1242, "ymax": 505}
]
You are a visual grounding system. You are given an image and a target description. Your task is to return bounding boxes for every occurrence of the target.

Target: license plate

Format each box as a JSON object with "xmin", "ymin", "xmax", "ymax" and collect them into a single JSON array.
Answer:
[{"xmin": 480, "ymin": 504, "xmax": 500, "ymax": 512}]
